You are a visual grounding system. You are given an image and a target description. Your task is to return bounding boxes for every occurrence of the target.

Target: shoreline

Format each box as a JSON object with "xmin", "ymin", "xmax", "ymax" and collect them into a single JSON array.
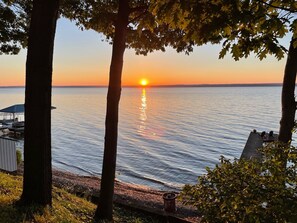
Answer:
[
  {"xmin": 0, "ymin": 83, "xmax": 282, "ymax": 88},
  {"xmin": 17, "ymin": 164, "xmax": 200, "ymax": 222}
]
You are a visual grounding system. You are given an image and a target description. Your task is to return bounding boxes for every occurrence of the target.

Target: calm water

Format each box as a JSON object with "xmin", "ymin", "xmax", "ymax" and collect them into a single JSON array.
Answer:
[{"xmin": 0, "ymin": 86, "xmax": 282, "ymax": 190}]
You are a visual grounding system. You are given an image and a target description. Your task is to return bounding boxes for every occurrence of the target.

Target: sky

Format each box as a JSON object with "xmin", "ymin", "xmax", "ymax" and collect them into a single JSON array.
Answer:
[{"xmin": 0, "ymin": 18, "xmax": 290, "ymax": 87}]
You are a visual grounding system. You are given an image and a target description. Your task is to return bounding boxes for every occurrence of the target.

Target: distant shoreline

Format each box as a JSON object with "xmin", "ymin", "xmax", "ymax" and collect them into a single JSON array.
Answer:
[{"xmin": 0, "ymin": 83, "xmax": 283, "ymax": 88}]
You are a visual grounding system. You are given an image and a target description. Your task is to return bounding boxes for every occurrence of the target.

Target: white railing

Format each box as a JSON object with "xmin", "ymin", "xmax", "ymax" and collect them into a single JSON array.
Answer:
[{"xmin": 0, "ymin": 137, "xmax": 17, "ymax": 172}]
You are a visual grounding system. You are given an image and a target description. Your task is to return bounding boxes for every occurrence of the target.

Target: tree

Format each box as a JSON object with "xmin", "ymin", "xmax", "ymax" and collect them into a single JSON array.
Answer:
[
  {"xmin": 61, "ymin": 0, "xmax": 191, "ymax": 220},
  {"xmin": 94, "ymin": 0, "xmax": 129, "ymax": 219},
  {"xmin": 0, "ymin": 0, "xmax": 28, "ymax": 54},
  {"xmin": 279, "ymin": 38, "xmax": 297, "ymax": 143},
  {"xmin": 151, "ymin": 0, "xmax": 297, "ymax": 143},
  {"xmin": 20, "ymin": 0, "xmax": 59, "ymax": 205}
]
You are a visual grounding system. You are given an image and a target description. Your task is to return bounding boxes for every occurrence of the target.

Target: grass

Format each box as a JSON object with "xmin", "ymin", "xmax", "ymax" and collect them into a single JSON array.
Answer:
[{"xmin": 0, "ymin": 172, "xmax": 161, "ymax": 223}]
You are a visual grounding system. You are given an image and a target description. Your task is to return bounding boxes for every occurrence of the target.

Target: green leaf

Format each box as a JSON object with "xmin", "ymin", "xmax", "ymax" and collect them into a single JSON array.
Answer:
[{"xmin": 231, "ymin": 44, "xmax": 240, "ymax": 61}]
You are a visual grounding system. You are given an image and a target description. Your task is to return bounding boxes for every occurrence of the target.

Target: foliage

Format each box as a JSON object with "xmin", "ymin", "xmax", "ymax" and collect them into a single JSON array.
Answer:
[
  {"xmin": 16, "ymin": 150, "xmax": 22, "ymax": 165},
  {"xmin": 0, "ymin": 172, "xmax": 162, "ymax": 223},
  {"xmin": 180, "ymin": 142, "xmax": 297, "ymax": 223},
  {"xmin": 60, "ymin": 0, "xmax": 193, "ymax": 55},
  {"xmin": 150, "ymin": 0, "xmax": 297, "ymax": 61},
  {"xmin": 0, "ymin": 0, "xmax": 29, "ymax": 55}
]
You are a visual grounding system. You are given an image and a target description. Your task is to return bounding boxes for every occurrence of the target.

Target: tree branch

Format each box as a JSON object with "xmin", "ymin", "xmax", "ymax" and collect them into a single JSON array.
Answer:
[
  {"xmin": 128, "ymin": 9, "xmax": 147, "ymax": 24},
  {"xmin": 129, "ymin": 5, "xmax": 147, "ymax": 13},
  {"xmin": 257, "ymin": 0, "xmax": 297, "ymax": 13}
]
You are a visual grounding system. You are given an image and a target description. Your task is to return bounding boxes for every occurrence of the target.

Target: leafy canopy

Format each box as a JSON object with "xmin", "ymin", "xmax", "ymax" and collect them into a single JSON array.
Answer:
[
  {"xmin": 61, "ymin": 0, "xmax": 193, "ymax": 55},
  {"xmin": 0, "ymin": 0, "xmax": 29, "ymax": 54},
  {"xmin": 150, "ymin": 0, "xmax": 297, "ymax": 61}
]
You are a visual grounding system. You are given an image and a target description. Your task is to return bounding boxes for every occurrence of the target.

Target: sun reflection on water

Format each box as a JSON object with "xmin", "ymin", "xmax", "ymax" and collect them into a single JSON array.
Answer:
[{"xmin": 139, "ymin": 88, "xmax": 147, "ymax": 133}]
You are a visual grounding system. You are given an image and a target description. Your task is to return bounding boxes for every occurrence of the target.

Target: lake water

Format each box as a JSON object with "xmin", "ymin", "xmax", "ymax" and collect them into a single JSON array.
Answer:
[{"xmin": 0, "ymin": 86, "xmax": 282, "ymax": 190}]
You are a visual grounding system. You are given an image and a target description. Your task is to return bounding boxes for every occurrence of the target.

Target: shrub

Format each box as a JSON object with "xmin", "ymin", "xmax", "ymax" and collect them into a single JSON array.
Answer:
[
  {"xmin": 16, "ymin": 150, "xmax": 22, "ymax": 165},
  {"xmin": 180, "ymin": 142, "xmax": 297, "ymax": 223}
]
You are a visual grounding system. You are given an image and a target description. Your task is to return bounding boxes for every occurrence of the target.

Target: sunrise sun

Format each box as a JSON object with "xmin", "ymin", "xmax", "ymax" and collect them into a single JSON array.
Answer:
[{"xmin": 140, "ymin": 79, "xmax": 149, "ymax": 87}]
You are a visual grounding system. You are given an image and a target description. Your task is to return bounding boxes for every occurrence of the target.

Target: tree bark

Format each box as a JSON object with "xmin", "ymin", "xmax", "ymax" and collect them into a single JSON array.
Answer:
[
  {"xmin": 94, "ymin": 0, "xmax": 129, "ymax": 221},
  {"xmin": 21, "ymin": 0, "xmax": 59, "ymax": 206},
  {"xmin": 278, "ymin": 38, "xmax": 297, "ymax": 143}
]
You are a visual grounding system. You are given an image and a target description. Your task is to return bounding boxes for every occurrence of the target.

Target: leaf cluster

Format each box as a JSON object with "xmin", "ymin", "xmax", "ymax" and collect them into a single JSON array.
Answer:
[
  {"xmin": 180, "ymin": 142, "xmax": 297, "ymax": 223},
  {"xmin": 151, "ymin": 0, "xmax": 297, "ymax": 61},
  {"xmin": 60, "ymin": 0, "xmax": 193, "ymax": 55},
  {"xmin": 0, "ymin": 0, "xmax": 29, "ymax": 55}
]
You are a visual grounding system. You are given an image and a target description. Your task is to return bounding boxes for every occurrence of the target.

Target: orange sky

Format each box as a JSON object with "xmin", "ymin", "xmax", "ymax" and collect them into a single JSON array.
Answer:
[{"xmin": 0, "ymin": 18, "xmax": 288, "ymax": 87}]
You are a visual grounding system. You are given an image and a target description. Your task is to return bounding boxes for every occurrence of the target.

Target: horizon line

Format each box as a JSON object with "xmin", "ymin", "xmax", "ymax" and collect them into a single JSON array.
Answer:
[{"xmin": 0, "ymin": 83, "xmax": 283, "ymax": 88}]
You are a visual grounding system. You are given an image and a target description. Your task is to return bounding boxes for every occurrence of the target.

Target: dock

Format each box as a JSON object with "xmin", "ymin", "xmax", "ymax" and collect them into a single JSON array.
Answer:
[{"xmin": 241, "ymin": 130, "xmax": 278, "ymax": 161}]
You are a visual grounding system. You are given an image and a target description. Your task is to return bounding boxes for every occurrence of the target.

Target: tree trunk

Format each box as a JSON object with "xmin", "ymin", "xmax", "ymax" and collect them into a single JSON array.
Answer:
[
  {"xmin": 21, "ymin": 0, "xmax": 59, "ymax": 206},
  {"xmin": 278, "ymin": 38, "xmax": 297, "ymax": 143},
  {"xmin": 94, "ymin": 0, "xmax": 129, "ymax": 221}
]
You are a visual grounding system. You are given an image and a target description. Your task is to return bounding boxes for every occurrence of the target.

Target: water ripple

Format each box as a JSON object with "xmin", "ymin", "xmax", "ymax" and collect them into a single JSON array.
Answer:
[{"xmin": 0, "ymin": 87, "xmax": 282, "ymax": 190}]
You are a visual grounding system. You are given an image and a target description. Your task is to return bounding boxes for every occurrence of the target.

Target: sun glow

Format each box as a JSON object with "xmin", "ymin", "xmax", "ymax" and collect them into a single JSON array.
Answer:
[{"xmin": 140, "ymin": 79, "xmax": 149, "ymax": 86}]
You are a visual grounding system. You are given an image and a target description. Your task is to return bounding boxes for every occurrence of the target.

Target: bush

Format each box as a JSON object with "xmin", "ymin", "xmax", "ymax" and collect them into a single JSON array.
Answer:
[
  {"xmin": 16, "ymin": 150, "xmax": 22, "ymax": 165},
  {"xmin": 180, "ymin": 142, "xmax": 297, "ymax": 223}
]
